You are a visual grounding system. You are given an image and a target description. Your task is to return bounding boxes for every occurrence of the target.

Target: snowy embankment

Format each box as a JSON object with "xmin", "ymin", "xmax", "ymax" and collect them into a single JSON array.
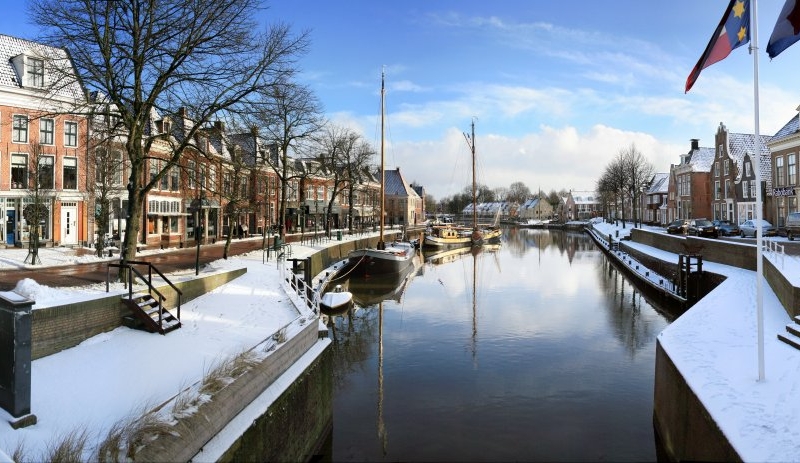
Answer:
[{"xmin": 592, "ymin": 219, "xmax": 800, "ymax": 461}]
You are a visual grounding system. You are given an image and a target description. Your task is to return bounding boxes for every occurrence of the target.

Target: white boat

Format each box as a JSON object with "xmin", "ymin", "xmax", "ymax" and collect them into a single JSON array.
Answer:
[
  {"xmin": 319, "ymin": 284, "xmax": 353, "ymax": 313},
  {"xmin": 343, "ymin": 70, "xmax": 417, "ymax": 276}
]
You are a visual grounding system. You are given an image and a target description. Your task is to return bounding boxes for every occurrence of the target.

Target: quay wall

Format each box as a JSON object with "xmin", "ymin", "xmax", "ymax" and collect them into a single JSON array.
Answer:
[
  {"xmin": 618, "ymin": 227, "xmax": 799, "ymax": 461},
  {"xmin": 31, "ymin": 268, "xmax": 245, "ymax": 359}
]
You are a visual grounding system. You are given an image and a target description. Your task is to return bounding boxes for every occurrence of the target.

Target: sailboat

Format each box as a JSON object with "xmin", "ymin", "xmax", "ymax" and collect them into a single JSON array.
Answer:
[
  {"xmin": 424, "ymin": 120, "xmax": 502, "ymax": 247},
  {"xmin": 341, "ymin": 70, "xmax": 417, "ymax": 277}
]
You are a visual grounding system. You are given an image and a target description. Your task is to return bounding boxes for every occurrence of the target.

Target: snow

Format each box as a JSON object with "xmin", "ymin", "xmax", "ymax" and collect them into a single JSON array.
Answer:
[
  {"xmin": 592, "ymin": 220, "xmax": 800, "ymax": 462},
  {"xmin": 1, "ymin": 224, "xmax": 800, "ymax": 461},
  {"xmin": 0, "ymin": 238, "xmax": 339, "ymax": 462}
]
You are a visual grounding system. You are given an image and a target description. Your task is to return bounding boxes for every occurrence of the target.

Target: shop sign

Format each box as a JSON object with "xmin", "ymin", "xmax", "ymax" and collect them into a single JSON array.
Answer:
[{"xmin": 773, "ymin": 187, "xmax": 796, "ymax": 197}]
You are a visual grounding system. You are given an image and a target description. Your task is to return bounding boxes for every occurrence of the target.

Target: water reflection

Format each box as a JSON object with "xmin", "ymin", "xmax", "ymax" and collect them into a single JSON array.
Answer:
[{"xmin": 322, "ymin": 230, "xmax": 673, "ymax": 461}]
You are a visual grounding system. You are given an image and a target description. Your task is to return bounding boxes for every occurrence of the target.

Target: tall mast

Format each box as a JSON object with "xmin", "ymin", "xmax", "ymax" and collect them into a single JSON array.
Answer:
[
  {"xmin": 466, "ymin": 120, "xmax": 477, "ymax": 230},
  {"xmin": 378, "ymin": 68, "xmax": 386, "ymax": 250}
]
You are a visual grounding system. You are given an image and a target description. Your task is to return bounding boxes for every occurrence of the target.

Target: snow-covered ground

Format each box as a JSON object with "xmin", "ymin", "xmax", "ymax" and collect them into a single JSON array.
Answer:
[
  {"xmin": 591, "ymin": 219, "xmax": 800, "ymax": 462},
  {"xmin": 1, "ymin": 223, "xmax": 800, "ymax": 461},
  {"xmin": 0, "ymin": 237, "xmax": 343, "ymax": 462}
]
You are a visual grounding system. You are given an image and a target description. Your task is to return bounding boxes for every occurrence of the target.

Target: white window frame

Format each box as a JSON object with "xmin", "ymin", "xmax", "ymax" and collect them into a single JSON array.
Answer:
[
  {"xmin": 40, "ymin": 118, "xmax": 54, "ymax": 145},
  {"xmin": 12, "ymin": 115, "xmax": 28, "ymax": 143},
  {"xmin": 64, "ymin": 121, "xmax": 78, "ymax": 147},
  {"xmin": 27, "ymin": 57, "xmax": 44, "ymax": 88}
]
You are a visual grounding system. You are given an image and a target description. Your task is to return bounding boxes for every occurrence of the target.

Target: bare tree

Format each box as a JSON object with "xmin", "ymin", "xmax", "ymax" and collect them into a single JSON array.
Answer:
[
  {"xmin": 248, "ymin": 81, "xmax": 324, "ymax": 239},
  {"xmin": 30, "ymin": 0, "xmax": 309, "ymax": 262},
  {"xmin": 507, "ymin": 181, "xmax": 531, "ymax": 205},
  {"xmin": 313, "ymin": 125, "xmax": 374, "ymax": 236},
  {"xmin": 620, "ymin": 144, "xmax": 654, "ymax": 228},
  {"xmin": 23, "ymin": 143, "xmax": 58, "ymax": 264}
]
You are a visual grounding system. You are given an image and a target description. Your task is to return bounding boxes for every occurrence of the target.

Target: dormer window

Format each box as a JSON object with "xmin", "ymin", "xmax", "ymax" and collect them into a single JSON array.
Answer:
[{"xmin": 27, "ymin": 57, "xmax": 44, "ymax": 88}]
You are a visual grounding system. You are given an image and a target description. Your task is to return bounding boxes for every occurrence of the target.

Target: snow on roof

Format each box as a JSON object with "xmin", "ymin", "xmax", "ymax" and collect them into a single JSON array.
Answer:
[
  {"xmin": 0, "ymin": 34, "xmax": 84, "ymax": 102},
  {"xmin": 569, "ymin": 190, "xmax": 598, "ymax": 204},
  {"xmin": 686, "ymin": 146, "xmax": 715, "ymax": 172},
  {"xmin": 727, "ymin": 132, "xmax": 773, "ymax": 190},
  {"xmin": 647, "ymin": 173, "xmax": 669, "ymax": 194},
  {"xmin": 770, "ymin": 113, "xmax": 799, "ymax": 142}
]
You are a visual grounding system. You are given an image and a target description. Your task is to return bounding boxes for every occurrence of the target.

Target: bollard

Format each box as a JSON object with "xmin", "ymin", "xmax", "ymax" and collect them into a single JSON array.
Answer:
[{"xmin": 0, "ymin": 291, "xmax": 37, "ymax": 428}]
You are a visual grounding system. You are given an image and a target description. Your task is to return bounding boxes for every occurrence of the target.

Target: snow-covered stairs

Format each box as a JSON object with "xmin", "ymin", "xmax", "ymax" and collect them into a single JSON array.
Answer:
[
  {"xmin": 121, "ymin": 292, "xmax": 182, "ymax": 335},
  {"xmin": 777, "ymin": 316, "xmax": 800, "ymax": 350}
]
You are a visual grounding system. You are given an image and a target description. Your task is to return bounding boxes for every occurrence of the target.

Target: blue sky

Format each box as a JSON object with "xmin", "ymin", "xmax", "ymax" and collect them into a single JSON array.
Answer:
[{"xmin": 5, "ymin": 1, "xmax": 800, "ymax": 200}]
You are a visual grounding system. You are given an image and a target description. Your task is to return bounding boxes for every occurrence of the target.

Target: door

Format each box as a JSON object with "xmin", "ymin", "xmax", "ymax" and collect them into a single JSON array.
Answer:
[
  {"xmin": 61, "ymin": 205, "xmax": 77, "ymax": 245},
  {"xmin": 6, "ymin": 210, "xmax": 14, "ymax": 245}
]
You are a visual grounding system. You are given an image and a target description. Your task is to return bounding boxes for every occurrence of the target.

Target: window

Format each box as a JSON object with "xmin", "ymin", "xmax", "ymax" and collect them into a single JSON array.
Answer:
[
  {"xmin": 64, "ymin": 121, "xmax": 78, "ymax": 147},
  {"xmin": 743, "ymin": 180, "xmax": 749, "ymax": 198},
  {"xmin": 724, "ymin": 179, "xmax": 731, "ymax": 199},
  {"xmin": 159, "ymin": 163, "xmax": 168, "ymax": 190},
  {"xmin": 39, "ymin": 118, "xmax": 54, "ymax": 145},
  {"xmin": 776, "ymin": 156, "xmax": 785, "ymax": 187},
  {"xmin": 714, "ymin": 180, "xmax": 720, "ymax": 200},
  {"xmin": 790, "ymin": 154, "xmax": 797, "ymax": 186},
  {"xmin": 38, "ymin": 155, "xmax": 54, "ymax": 189},
  {"xmin": 63, "ymin": 157, "xmax": 77, "ymax": 189},
  {"xmin": 11, "ymin": 154, "xmax": 27, "ymax": 189},
  {"xmin": 714, "ymin": 161, "xmax": 719, "ymax": 177},
  {"xmin": 170, "ymin": 167, "xmax": 179, "ymax": 191},
  {"xmin": 724, "ymin": 159, "xmax": 730, "ymax": 176},
  {"xmin": 745, "ymin": 161, "xmax": 751, "ymax": 177},
  {"xmin": 12, "ymin": 115, "xmax": 28, "ymax": 143},
  {"xmin": 187, "ymin": 160, "xmax": 196, "ymax": 189},
  {"xmin": 27, "ymin": 57, "xmax": 44, "ymax": 87}
]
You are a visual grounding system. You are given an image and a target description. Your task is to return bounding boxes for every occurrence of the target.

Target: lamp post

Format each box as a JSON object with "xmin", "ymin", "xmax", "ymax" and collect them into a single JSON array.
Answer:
[{"xmin": 191, "ymin": 193, "xmax": 206, "ymax": 276}]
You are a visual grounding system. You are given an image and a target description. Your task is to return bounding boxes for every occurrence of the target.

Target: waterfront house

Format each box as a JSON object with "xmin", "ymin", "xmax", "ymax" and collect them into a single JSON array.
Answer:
[
  {"xmin": 711, "ymin": 122, "xmax": 773, "ymax": 225},
  {"xmin": 767, "ymin": 112, "xmax": 800, "ymax": 227},
  {"xmin": 644, "ymin": 172, "xmax": 669, "ymax": 225},
  {"xmin": 667, "ymin": 139, "xmax": 714, "ymax": 221},
  {"xmin": 565, "ymin": 190, "xmax": 600, "ymax": 220},
  {"xmin": 384, "ymin": 167, "xmax": 423, "ymax": 228},
  {"xmin": 518, "ymin": 197, "xmax": 554, "ymax": 221},
  {"xmin": 0, "ymin": 34, "xmax": 89, "ymax": 247}
]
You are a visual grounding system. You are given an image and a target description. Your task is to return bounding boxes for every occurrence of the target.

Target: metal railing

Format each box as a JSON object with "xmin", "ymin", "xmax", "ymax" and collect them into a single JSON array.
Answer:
[
  {"xmin": 763, "ymin": 239, "xmax": 785, "ymax": 270},
  {"xmin": 107, "ymin": 260, "xmax": 183, "ymax": 324},
  {"xmin": 278, "ymin": 260, "xmax": 320, "ymax": 315}
]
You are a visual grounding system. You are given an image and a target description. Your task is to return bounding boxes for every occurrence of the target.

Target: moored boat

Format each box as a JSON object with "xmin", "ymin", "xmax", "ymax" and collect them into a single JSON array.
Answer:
[
  {"xmin": 343, "ymin": 70, "xmax": 417, "ymax": 276},
  {"xmin": 319, "ymin": 284, "xmax": 353, "ymax": 313}
]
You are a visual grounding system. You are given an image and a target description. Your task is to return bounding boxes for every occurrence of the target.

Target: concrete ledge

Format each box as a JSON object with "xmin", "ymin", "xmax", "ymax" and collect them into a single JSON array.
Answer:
[
  {"xmin": 653, "ymin": 340, "xmax": 741, "ymax": 462},
  {"xmin": 134, "ymin": 319, "xmax": 321, "ymax": 462}
]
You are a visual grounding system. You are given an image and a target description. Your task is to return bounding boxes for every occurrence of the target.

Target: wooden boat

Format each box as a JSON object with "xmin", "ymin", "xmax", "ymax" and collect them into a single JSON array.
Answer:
[
  {"xmin": 343, "ymin": 70, "xmax": 417, "ymax": 276},
  {"xmin": 424, "ymin": 120, "xmax": 501, "ymax": 248}
]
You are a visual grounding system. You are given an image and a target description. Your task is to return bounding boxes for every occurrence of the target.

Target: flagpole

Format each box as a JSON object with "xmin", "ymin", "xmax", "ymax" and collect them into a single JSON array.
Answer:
[{"xmin": 751, "ymin": 0, "xmax": 766, "ymax": 382}]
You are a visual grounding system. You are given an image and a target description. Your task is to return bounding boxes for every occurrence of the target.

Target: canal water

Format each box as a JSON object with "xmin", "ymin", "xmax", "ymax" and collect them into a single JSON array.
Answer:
[{"xmin": 320, "ymin": 228, "xmax": 675, "ymax": 462}]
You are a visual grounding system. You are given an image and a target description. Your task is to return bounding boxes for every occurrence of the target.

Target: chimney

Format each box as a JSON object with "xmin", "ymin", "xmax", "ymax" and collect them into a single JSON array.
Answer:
[{"xmin": 690, "ymin": 138, "xmax": 699, "ymax": 151}]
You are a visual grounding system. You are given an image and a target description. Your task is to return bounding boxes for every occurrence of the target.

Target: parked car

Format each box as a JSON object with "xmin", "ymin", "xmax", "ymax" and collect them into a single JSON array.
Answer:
[
  {"xmin": 712, "ymin": 219, "xmax": 740, "ymax": 237},
  {"xmin": 666, "ymin": 219, "xmax": 689, "ymax": 235},
  {"xmin": 739, "ymin": 219, "xmax": 777, "ymax": 238},
  {"xmin": 785, "ymin": 212, "xmax": 800, "ymax": 240},
  {"xmin": 687, "ymin": 218, "xmax": 718, "ymax": 238},
  {"xmin": 667, "ymin": 219, "xmax": 689, "ymax": 235}
]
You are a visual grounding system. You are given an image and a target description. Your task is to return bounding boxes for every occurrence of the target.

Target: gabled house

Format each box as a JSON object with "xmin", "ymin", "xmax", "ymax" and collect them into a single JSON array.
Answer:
[
  {"xmin": 767, "ymin": 112, "xmax": 800, "ymax": 227},
  {"xmin": 711, "ymin": 122, "xmax": 773, "ymax": 225},
  {"xmin": 384, "ymin": 167, "xmax": 422, "ymax": 228},
  {"xmin": 0, "ymin": 34, "xmax": 88, "ymax": 247},
  {"xmin": 565, "ymin": 190, "xmax": 599, "ymax": 220},
  {"xmin": 518, "ymin": 197, "xmax": 554, "ymax": 221},
  {"xmin": 668, "ymin": 139, "xmax": 714, "ymax": 221},
  {"xmin": 644, "ymin": 173, "xmax": 669, "ymax": 225}
]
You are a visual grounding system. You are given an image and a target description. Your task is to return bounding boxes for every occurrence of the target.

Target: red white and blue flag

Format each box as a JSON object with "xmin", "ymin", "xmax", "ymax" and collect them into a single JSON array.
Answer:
[
  {"xmin": 685, "ymin": 0, "xmax": 750, "ymax": 93},
  {"xmin": 767, "ymin": 0, "xmax": 800, "ymax": 58}
]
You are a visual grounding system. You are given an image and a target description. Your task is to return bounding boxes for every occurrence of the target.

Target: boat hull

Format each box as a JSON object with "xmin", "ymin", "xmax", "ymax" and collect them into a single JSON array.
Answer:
[{"xmin": 343, "ymin": 242, "xmax": 417, "ymax": 277}]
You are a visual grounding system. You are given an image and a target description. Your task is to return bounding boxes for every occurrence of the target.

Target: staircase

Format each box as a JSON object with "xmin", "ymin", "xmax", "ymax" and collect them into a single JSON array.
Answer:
[
  {"xmin": 122, "ymin": 292, "xmax": 182, "ymax": 334},
  {"xmin": 777, "ymin": 316, "xmax": 800, "ymax": 350},
  {"xmin": 109, "ymin": 260, "xmax": 183, "ymax": 335}
]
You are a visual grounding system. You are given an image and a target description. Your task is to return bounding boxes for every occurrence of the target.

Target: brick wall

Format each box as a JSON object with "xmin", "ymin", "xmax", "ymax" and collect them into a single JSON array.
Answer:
[{"xmin": 31, "ymin": 268, "xmax": 246, "ymax": 359}]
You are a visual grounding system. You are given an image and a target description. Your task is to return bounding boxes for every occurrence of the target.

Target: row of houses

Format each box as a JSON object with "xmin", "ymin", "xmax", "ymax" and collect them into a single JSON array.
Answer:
[
  {"xmin": 462, "ymin": 190, "xmax": 602, "ymax": 223},
  {"xmin": 644, "ymin": 115, "xmax": 800, "ymax": 228},
  {"xmin": 0, "ymin": 34, "xmax": 425, "ymax": 249}
]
